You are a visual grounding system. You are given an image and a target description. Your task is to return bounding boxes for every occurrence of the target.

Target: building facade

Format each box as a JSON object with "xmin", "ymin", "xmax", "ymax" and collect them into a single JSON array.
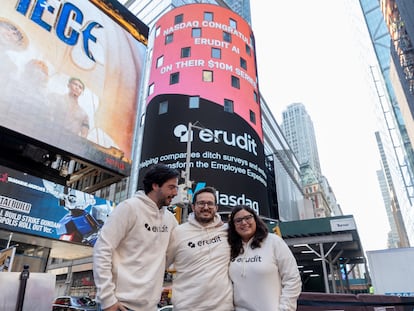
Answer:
[
  {"xmin": 281, "ymin": 102, "xmax": 339, "ymax": 218},
  {"xmin": 359, "ymin": 0, "xmax": 414, "ymax": 245}
]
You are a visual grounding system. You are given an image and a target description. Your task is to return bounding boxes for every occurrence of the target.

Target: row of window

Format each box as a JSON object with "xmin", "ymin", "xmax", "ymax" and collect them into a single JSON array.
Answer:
[
  {"xmin": 157, "ymin": 96, "xmax": 257, "ymax": 125},
  {"xmin": 156, "ymin": 48, "xmax": 248, "ymax": 70},
  {"xmin": 162, "ymin": 27, "xmax": 252, "ymax": 58},
  {"xmin": 148, "ymin": 70, "xmax": 259, "ymax": 104},
  {"xmin": 156, "ymin": 10, "xmax": 253, "ymax": 58},
  {"xmin": 174, "ymin": 11, "xmax": 235, "ymax": 27}
]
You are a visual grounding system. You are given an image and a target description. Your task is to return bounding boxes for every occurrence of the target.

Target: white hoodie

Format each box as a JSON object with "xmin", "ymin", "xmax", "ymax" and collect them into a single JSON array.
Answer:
[
  {"xmin": 168, "ymin": 213, "xmax": 234, "ymax": 311},
  {"xmin": 229, "ymin": 234, "xmax": 302, "ymax": 311},
  {"xmin": 93, "ymin": 191, "xmax": 178, "ymax": 311}
]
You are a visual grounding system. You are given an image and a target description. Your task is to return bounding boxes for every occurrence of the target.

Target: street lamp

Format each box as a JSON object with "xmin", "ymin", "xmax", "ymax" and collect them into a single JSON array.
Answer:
[{"xmin": 181, "ymin": 121, "xmax": 213, "ymax": 222}]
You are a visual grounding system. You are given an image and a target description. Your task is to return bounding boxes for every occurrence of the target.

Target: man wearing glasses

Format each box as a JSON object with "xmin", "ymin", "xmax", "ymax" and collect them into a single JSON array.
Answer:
[{"xmin": 167, "ymin": 186, "xmax": 233, "ymax": 311}]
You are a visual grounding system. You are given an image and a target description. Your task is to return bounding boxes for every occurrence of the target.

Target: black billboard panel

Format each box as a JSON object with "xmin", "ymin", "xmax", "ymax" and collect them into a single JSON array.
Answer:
[{"xmin": 139, "ymin": 95, "xmax": 270, "ymax": 216}]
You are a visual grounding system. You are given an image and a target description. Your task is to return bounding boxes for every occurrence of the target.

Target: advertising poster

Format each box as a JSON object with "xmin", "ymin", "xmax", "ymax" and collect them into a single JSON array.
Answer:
[
  {"xmin": 139, "ymin": 4, "xmax": 270, "ymax": 216},
  {"xmin": 0, "ymin": 165, "xmax": 115, "ymax": 246},
  {"xmin": 0, "ymin": 0, "xmax": 148, "ymax": 175}
]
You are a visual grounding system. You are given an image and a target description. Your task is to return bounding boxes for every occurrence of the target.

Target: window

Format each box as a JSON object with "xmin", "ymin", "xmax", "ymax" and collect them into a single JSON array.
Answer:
[
  {"xmin": 223, "ymin": 31, "xmax": 231, "ymax": 43},
  {"xmin": 253, "ymin": 90, "xmax": 258, "ymax": 103},
  {"xmin": 174, "ymin": 14, "xmax": 183, "ymax": 24},
  {"xmin": 229, "ymin": 18, "xmax": 237, "ymax": 29},
  {"xmin": 224, "ymin": 99, "xmax": 234, "ymax": 113},
  {"xmin": 165, "ymin": 33, "xmax": 173, "ymax": 44},
  {"xmin": 159, "ymin": 101, "xmax": 168, "ymax": 114},
  {"xmin": 189, "ymin": 96, "xmax": 199, "ymax": 108},
  {"xmin": 148, "ymin": 83, "xmax": 154, "ymax": 96},
  {"xmin": 231, "ymin": 75, "xmax": 240, "ymax": 89},
  {"xmin": 156, "ymin": 55, "xmax": 164, "ymax": 68},
  {"xmin": 250, "ymin": 110, "xmax": 256, "ymax": 124},
  {"xmin": 211, "ymin": 48, "xmax": 221, "ymax": 59},
  {"xmin": 155, "ymin": 26, "xmax": 161, "ymax": 37},
  {"xmin": 240, "ymin": 57, "xmax": 247, "ymax": 70},
  {"xmin": 140, "ymin": 113, "xmax": 145, "ymax": 127},
  {"xmin": 245, "ymin": 44, "xmax": 251, "ymax": 56},
  {"xmin": 203, "ymin": 70, "xmax": 213, "ymax": 82},
  {"xmin": 170, "ymin": 72, "xmax": 179, "ymax": 84},
  {"xmin": 204, "ymin": 12, "xmax": 213, "ymax": 21},
  {"xmin": 192, "ymin": 28, "xmax": 201, "ymax": 38},
  {"xmin": 181, "ymin": 47, "xmax": 191, "ymax": 58}
]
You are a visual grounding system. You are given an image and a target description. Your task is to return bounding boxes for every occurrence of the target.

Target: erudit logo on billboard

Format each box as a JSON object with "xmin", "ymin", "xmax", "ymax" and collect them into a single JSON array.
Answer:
[{"xmin": 173, "ymin": 123, "xmax": 258, "ymax": 156}]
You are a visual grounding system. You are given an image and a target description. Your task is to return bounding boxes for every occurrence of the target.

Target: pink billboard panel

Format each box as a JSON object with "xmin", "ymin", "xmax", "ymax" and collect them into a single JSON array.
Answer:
[
  {"xmin": 0, "ymin": 0, "xmax": 148, "ymax": 175},
  {"xmin": 147, "ymin": 3, "xmax": 263, "ymax": 139}
]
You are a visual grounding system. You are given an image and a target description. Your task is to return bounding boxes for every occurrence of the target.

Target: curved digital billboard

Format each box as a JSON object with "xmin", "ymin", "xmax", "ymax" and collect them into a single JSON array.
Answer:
[{"xmin": 139, "ymin": 4, "xmax": 270, "ymax": 215}]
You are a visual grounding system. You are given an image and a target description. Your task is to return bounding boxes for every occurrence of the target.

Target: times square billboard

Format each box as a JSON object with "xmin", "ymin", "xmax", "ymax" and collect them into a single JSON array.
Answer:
[
  {"xmin": 0, "ymin": 0, "xmax": 148, "ymax": 175},
  {"xmin": 138, "ymin": 4, "xmax": 270, "ymax": 216},
  {"xmin": 0, "ymin": 165, "xmax": 114, "ymax": 246}
]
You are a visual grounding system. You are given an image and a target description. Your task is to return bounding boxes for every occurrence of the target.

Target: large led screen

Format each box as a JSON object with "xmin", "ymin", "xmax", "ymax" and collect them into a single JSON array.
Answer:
[
  {"xmin": 0, "ymin": 0, "xmax": 148, "ymax": 175},
  {"xmin": 139, "ymin": 4, "xmax": 270, "ymax": 216},
  {"xmin": 0, "ymin": 165, "xmax": 114, "ymax": 246}
]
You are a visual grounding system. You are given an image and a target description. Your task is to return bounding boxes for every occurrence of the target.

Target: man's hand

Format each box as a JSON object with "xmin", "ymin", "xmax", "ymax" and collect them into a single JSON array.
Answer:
[{"xmin": 104, "ymin": 301, "xmax": 128, "ymax": 311}]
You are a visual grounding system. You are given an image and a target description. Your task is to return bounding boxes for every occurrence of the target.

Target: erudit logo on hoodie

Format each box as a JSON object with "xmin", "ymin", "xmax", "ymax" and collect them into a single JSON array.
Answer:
[
  {"xmin": 232, "ymin": 255, "xmax": 262, "ymax": 263},
  {"xmin": 144, "ymin": 223, "xmax": 170, "ymax": 232},
  {"xmin": 187, "ymin": 235, "xmax": 223, "ymax": 248}
]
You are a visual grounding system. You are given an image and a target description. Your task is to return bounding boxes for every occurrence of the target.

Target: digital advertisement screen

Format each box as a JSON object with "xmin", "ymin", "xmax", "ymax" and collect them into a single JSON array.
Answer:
[
  {"xmin": 140, "ymin": 95, "xmax": 270, "ymax": 216},
  {"xmin": 0, "ymin": 165, "xmax": 114, "ymax": 246},
  {"xmin": 0, "ymin": 0, "xmax": 148, "ymax": 175},
  {"xmin": 139, "ymin": 4, "xmax": 269, "ymax": 215}
]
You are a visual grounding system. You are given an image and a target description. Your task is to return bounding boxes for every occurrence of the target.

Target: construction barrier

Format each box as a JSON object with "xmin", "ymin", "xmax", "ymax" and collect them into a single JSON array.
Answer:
[{"xmin": 298, "ymin": 292, "xmax": 414, "ymax": 311}]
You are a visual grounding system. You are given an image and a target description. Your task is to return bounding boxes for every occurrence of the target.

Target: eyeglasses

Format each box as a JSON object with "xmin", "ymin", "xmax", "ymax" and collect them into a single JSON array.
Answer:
[
  {"xmin": 233, "ymin": 214, "xmax": 254, "ymax": 225},
  {"xmin": 195, "ymin": 201, "xmax": 216, "ymax": 208}
]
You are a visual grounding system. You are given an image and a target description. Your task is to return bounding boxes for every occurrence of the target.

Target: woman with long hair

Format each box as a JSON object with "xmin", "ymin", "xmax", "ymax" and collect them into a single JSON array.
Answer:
[{"xmin": 228, "ymin": 205, "xmax": 302, "ymax": 311}]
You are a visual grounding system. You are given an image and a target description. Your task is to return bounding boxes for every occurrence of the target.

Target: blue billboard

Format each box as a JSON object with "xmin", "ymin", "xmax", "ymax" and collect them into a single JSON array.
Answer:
[{"xmin": 0, "ymin": 165, "xmax": 114, "ymax": 246}]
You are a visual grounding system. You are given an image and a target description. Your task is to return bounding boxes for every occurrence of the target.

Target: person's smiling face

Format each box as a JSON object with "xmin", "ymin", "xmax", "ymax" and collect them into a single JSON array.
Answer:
[
  {"xmin": 233, "ymin": 209, "xmax": 256, "ymax": 242},
  {"xmin": 192, "ymin": 192, "xmax": 217, "ymax": 225}
]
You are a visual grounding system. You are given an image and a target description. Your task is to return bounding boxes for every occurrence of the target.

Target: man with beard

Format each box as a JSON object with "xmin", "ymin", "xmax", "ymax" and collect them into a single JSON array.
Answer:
[
  {"xmin": 94, "ymin": 163, "xmax": 179, "ymax": 311},
  {"xmin": 167, "ymin": 186, "xmax": 234, "ymax": 311}
]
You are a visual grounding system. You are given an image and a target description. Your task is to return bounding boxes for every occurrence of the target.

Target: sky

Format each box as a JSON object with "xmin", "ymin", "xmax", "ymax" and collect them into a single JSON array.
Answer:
[{"xmin": 250, "ymin": 0, "xmax": 390, "ymax": 252}]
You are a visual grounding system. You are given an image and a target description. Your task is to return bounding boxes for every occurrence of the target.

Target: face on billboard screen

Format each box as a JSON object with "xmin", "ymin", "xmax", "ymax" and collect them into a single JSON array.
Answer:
[
  {"xmin": 0, "ymin": 165, "xmax": 115, "ymax": 246},
  {"xmin": 0, "ymin": 0, "xmax": 148, "ymax": 175}
]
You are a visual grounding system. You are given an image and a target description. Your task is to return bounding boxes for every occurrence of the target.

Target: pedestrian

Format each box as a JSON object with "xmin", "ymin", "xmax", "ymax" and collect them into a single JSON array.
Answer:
[
  {"xmin": 93, "ymin": 163, "xmax": 180, "ymax": 311},
  {"xmin": 227, "ymin": 205, "xmax": 302, "ymax": 311},
  {"xmin": 167, "ymin": 186, "xmax": 233, "ymax": 311}
]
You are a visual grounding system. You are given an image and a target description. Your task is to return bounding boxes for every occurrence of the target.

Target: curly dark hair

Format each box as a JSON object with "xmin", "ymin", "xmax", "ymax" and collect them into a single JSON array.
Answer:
[
  {"xmin": 228, "ymin": 205, "xmax": 268, "ymax": 260},
  {"xmin": 142, "ymin": 164, "xmax": 179, "ymax": 194}
]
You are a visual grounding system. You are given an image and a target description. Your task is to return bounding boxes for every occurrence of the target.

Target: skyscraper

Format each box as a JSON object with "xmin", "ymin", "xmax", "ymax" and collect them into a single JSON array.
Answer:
[
  {"xmin": 281, "ymin": 102, "xmax": 341, "ymax": 218},
  {"xmin": 282, "ymin": 103, "xmax": 322, "ymax": 178}
]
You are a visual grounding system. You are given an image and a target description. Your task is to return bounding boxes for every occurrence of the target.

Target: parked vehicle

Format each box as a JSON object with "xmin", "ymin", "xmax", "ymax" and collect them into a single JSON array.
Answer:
[
  {"xmin": 52, "ymin": 296, "xmax": 98, "ymax": 311},
  {"xmin": 367, "ymin": 247, "xmax": 414, "ymax": 295}
]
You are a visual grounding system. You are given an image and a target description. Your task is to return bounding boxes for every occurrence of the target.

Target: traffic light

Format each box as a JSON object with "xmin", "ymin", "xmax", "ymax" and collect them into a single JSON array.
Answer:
[
  {"xmin": 273, "ymin": 223, "xmax": 282, "ymax": 237},
  {"xmin": 173, "ymin": 205, "xmax": 182, "ymax": 224}
]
